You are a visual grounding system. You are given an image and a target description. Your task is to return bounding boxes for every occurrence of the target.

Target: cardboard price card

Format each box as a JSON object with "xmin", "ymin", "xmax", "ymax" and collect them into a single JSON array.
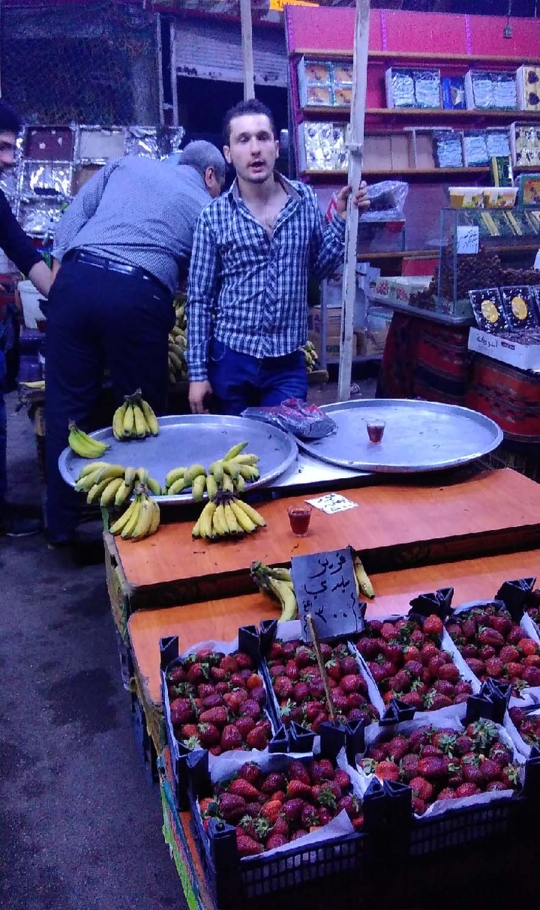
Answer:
[
  {"xmin": 306, "ymin": 493, "xmax": 358, "ymax": 515},
  {"xmin": 291, "ymin": 547, "xmax": 364, "ymax": 642}
]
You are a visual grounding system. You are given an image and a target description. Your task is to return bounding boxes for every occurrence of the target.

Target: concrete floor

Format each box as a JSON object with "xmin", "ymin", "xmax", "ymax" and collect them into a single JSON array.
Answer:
[{"xmin": 0, "ymin": 379, "xmax": 377, "ymax": 910}]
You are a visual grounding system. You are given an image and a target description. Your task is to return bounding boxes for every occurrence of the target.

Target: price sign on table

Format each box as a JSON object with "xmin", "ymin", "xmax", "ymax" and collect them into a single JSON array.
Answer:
[
  {"xmin": 456, "ymin": 225, "xmax": 479, "ymax": 255},
  {"xmin": 291, "ymin": 547, "xmax": 363, "ymax": 642}
]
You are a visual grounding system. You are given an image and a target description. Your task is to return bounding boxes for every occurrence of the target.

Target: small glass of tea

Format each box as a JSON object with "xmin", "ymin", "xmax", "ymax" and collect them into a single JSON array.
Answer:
[
  {"xmin": 287, "ymin": 505, "xmax": 312, "ymax": 537},
  {"xmin": 366, "ymin": 419, "xmax": 386, "ymax": 443}
]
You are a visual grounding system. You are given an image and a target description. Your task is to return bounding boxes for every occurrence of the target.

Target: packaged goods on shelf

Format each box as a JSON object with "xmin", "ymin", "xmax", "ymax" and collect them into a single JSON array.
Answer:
[
  {"xmin": 486, "ymin": 128, "xmax": 511, "ymax": 158},
  {"xmin": 510, "ymin": 122, "xmax": 540, "ymax": 167},
  {"xmin": 490, "ymin": 156, "xmax": 514, "ymax": 187},
  {"xmin": 483, "ymin": 187, "xmax": 518, "ymax": 208},
  {"xmin": 465, "ymin": 70, "xmax": 518, "ymax": 110},
  {"xmin": 358, "ymin": 305, "xmax": 393, "ymax": 357},
  {"xmin": 463, "ymin": 130, "xmax": 490, "ymax": 166},
  {"xmin": 385, "ymin": 67, "xmax": 441, "ymax": 109},
  {"xmin": 516, "ymin": 173, "xmax": 540, "ymax": 206},
  {"xmin": 297, "ymin": 56, "xmax": 352, "ymax": 108},
  {"xmin": 363, "ymin": 180, "xmax": 409, "ymax": 222},
  {"xmin": 449, "ymin": 186, "xmax": 485, "ymax": 208},
  {"xmin": 469, "ymin": 288, "xmax": 507, "ymax": 332},
  {"xmin": 500, "ymin": 285, "xmax": 539, "ymax": 330},
  {"xmin": 433, "ymin": 130, "xmax": 464, "ymax": 168},
  {"xmin": 297, "ymin": 121, "xmax": 348, "ymax": 172},
  {"xmin": 516, "ymin": 64, "xmax": 540, "ymax": 113},
  {"xmin": 441, "ymin": 76, "xmax": 466, "ymax": 110}
]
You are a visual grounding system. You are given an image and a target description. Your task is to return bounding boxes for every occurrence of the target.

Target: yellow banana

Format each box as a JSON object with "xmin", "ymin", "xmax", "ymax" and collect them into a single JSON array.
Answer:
[
  {"xmin": 232, "ymin": 454, "xmax": 259, "ymax": 466},
  {"xmin": 100, "ymin": 477, "xmax": 124, "ymax": 507},
  {"xmin": 222, "ymin": 461, "xmax": 240, "ymax": 481},
  {"xmin": 75, "ymin": 467, "xmax": 104, "ymax": 492},
  {"xmin": 192, "ymin": 475, "xmax": 207, "ymax": 502},
  {"xmin": 223, "ymin": 503, "xmax": 239, "ymax": 535},
  {"xmin": 78, "ymin": 461, "xmax": 110, "ymax": 478},
  {"xmin": 147, "ymin": 500, "xmax": 161, "ymax": 536},
  {"xmin": 169, "ymin": 351, "xmax": 184, "ymax": 372},
  {"xmin": 167, "ymin": 477, "xmax": 188, "ymax": 495},
  {"xmin": 20, "ymin": 379, "xmax": 46, "ymax": 389},
  {"xmin": 199, "ymin": 501, "xmax": 216, "ymax": 539},
  {"xmin": 230, "ymin": 499, "xmax": 256, "ymax": 533},
  {"xmin": 184, "ymin": 464, "xmax": 206, "ymax": 486},
  {"xmin": 192, "ymin": 516, "xmax": 201, "ymax": 538},
  {"xmin": 206, "ymin": 474, "xmax": 218, "ymax": 501},
  {"xmin": 354, "ymin": 555, "xmax": 375, "ymax": 599},
  {"xmin": 114, "ymin": 480, "xmax": 134, "ymax": 506},
  {"xmin": 136, "ymin": 467, "xmax": 149, "ymax": 484},
  {"xmin": 121, "ymin": 499, "xmax": 143, "ymax": 539},
  {"xmin": 221, "ymin": 473, "xmax": 234, "ymax": 493},
  {"xmin": 165, "ymin": 466, "xmax": 186, "ymax": 487},
  {"xmin": 133, "ymin": 404, "xmax": 148, "ymax": 438},
  {"xmin": 68, "ymin": 425, "xmax": 109, "ymax": 458},
  {"xmin": 209, "ymin": 461, "xmax": 224, "ymax": 484},
  {"xmin": 235, "ymin": 474, "xmax": 246, "ymax": 493},
  {"xmin": 139, "ymin": 399, "xmax": 159, "ymax": 436},
  {"xmin": 222, "ymin": 442, "xmax": 248, "ymax": 461},
  {"xmin": 98, "ymin": 465, "xmax": 125, "ymax": 480},
  {"xmin": 146, "ymin": 476, "xmax": 161, "ymax": 496},
  {"xmin": 235, "ymin": 499, "xmax": 266, "ymax": 527},
  {"xmin": 270, "ymin": 577, "xmax": 298, "ymax": 622},
  {"xmin": 213, "ymin": 504, "xmax": 228, "ymax": 536},
  {"xmin": 112, "ymin": 402, "xmax": 128, "ymax": 440},
  {"xmin": 87, "ymin": 477, "xmax": 114, "ymax": 504},
  {"xmin": 122, "ymin": 404, "xmax": 136, "ymax": 438},
  {"xmin": 109, "ymin": 499, "xmax": 139, "ymax": 534},
  {"xmin": 238, "ymin": 465, "xmax": 260, "ymax": 481},
  {"xmin": 267, "ymin": 566, "xmax": 292, "ymax": 582},
  {"xmin": 131, "ymin": 499, "xmax": 154, "ymax": 540},
  {"xmin": 124, "ymin": 466, "xmax": 137, "ymax": 486}
]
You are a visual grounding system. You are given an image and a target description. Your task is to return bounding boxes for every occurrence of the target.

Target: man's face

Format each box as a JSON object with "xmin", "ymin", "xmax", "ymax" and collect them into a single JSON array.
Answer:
[
  {"xmin": 0, "ymin": 131, "xmax": 17, "ymax": 173},
  {"xmin": 223, "ymin": 114, "xmax": 278, "ymax": 185}
]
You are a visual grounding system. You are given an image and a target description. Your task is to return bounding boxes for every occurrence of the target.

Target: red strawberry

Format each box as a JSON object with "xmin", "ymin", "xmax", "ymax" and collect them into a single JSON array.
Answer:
[
  {"xmin": 289, "ymin": 761, "xmax": 312, "ymax": 786},
  {"xmin": 340, "ymin": 656, "xmax": 359, "ymax": 676},
  {"xmin": 325, "ymin": 660, "xmax": 342, "ymax": 682},
  {"xmin": 318, "ymin": 807, "xmax": 333, "ymax": 826},
  {"xmin": 438, "ymin": 663, "xmax": 460, "ymax": 683},
  {"xmin": 236, "ymin": 652, "xmax": 254, "ymax": 671},
  {"xmin": 400, "ymin": 754, "xmax": 420, "ymax": 780},
  {"xmin": 219, "ymin": 793, "xmax": 247, "ymax": 824},
  {"xmin": 274, "ymin": 677, "xmax": 294, "ymax": 699},
  {"xmin": 466, "ymin": 658, "xmax": 486, "ymax": 677},
  {"xmin": 334, "ymin": 770, "xmax": 351, "ymax": 790},
  {"xmin": 269, "ymin": 642, "xmax": 284, "ymax": 661},
  {"xmin": 287, "ymin": 780, "xmax": 313, "ymax": 800},
  {"xmin": 210, "ymin": 667, "xmax": 227, "ymax": 682},
  {"xmin": 300, "ymin": 804, "xmax": 319, "ymax": 828},
  {"xmin": 500, "ymin": 764, "xmax": 521, "ymax": 788},
  {"xmin": 423, "ymin": 615, "xmax": 444, "ymax": 636},
  {"xmin": 239, "ymin": 763, "xmax": 263, "ymax": 786},
  {"xmin": 260, "ymin": 800, "xmax": 282, "ymax": 823},
  {"xmin": 221, "ymin": 724, "xmax": 243, "ymax": 751},
  {"xmin": 295, "ymin": 647, "xmax": 315, "ymax": 669},
  {"xmin": 507, "ymin": 662, "xmax": 523, "ymax": 679},
  {"xmin": 489, "ymin": 742, "xmax": 513, "ymax": 767},
  {"xmin": 487, "ymin": 781, "xmax": 508, "ymax": 792},
  {"xmin": 338, "ymin": 795, "xmax": 361, "ymax": 819},
  {"xmin": 170, "ymin": 698, "xmax": 195, "ymax": 726},
  {"xmin": 292, "ymin": 682, "xmax": 309, "ymax": 703},
  {"xmin": 246, "ymin": 726, "xmax": 269, "ymax": 750},
  {"xmin": 341, "ymin": 674, "xmax": 362, "ymax": 694},
  {"xmin": 219, "ymin": 655, "xmax": 238, "ymax": 674},
  {"xmin": 478, "ymin": 628, "xmax": 505, "ymax": 648},
  {"xmin": 380, "ymin": 622, "xmax": 397, "ymax": 641},
  {"xmin": 390, "ymin": 670, "xmax": 411, "ymax": 693},
  {"xmin": 462, "ymin": 763, "xmax": 484, "ymax": 786},
  {"xmin": 197, "ymin": 723, "xmax": 221, "ymax": 746},
  {"xmin": 261, "ymin": 773, "xmax": 286, "ymax": 795},
  {"xmin": 384, "ymin": 644, "xmax": 403, "ymax": 665},
  {"xmin": 282, "ymin": 799, "xmax": 305, "ymax": 821},
  {"xmin": 198, "ymin": 683, "xmax": 216, "ymax": 699},
  {"xmin": 187, "ymin": 663, "xmax": 207, "ymax": 684},
  {"xmin": 266, "ymin": 834, "xmax": 288, "ymax": 850},
  {"xmin": 317, "ymin": 759, "xmax": 336, "ymax": 780},
  {"xmin": 404, "ymin": 646, "xmax": 422, "ymax": 663},
  {"xmin": 272, "ymin": 816, "xmax": 289, "ymax": 838},
  {"xmin": 347, "ymin": 692, "xmax": 366, "ymax": 709},
  {"xmin": 410, "ymin": 777, "xmax": 434, "ymax": 802},
  {"xmin": 400, "ymin": 691, "xmax": 424, "ymax": 710},
  {"xmin": 290, "ymin": 829, "xmax": 309, "ymax": 841},
  {"xmin": 411, "ymin": 630, "xmax": 425, "ymax": 647},
  {"xmin": 524, "ymin": 655, "xmax": 540, "ymax": 668},
  {"xmin": 480, "ymin": 759, "xmax": 502, "ymax": 782},
  {"xmin": 455, "ymin": 783, "xmax": 480, "ymax": 798},
  {"xmin": 169, "ymin": 666, "xmax": 188, "ymax": 685},
  {"xmin": 240, "ymin": 700, "xmax": 262, "ymax": 719},
  {"xmin": 236, "ymin": 833, "xmax": 264, "ymax": 857},
  {"xmin": 269, "ymin": 665, "xmax": 286, "ymax": 679},
  {"xmin": 202, "ymin": 693, "xmax": 224, "ymax": 710},
  {"xmin": 429, "ymin": 694, "xmax": 453, "ymax": 710},
  {"xmin": 417, "ymin": 757, "xmax": 448, "ymax": 779},
  {"xmin": 523, "ymin": 666, "xmax": 540, "ymax": 687},
  {"xmin": 460, "ymin": 618, "xmax": 477, "ymax": 640},
  {"xmin": 180, "ymin": 723, "xmax": 199, "ymax": 739},
  {"xmin": 434, "ymin": 680, "xmax": 456, "ymax": 697},
  {"xmin": 489, "ymin": 614, "xmax": 512, "ymax": 637},
  {"xmin": 507, "ymin": 627, "xmax": 523, "ymax": 646},
  {"xmin": 229, "ymin": 779, "xmax": 262, "ymax": 801},
  {"xmin": 436, "ymin": 788, "xmax": 457, "ymax": 801},
  {"xmin": 387, "ymin": 736, "xmax": 409, "ymax": 762},
  {"xmin": 200, "ymin": 706, "xmax": 228, "ymax": 727},
  {"xmin": 308, "ymin": 678, "xmax": 326, "ymax": 699},
  {"xmin": 420, "ymin": 643, "xmax": 439, "ymax": 665},
  {"xmin": 500, "ymin": 645, "xmax": 520, "ymax": 663},
  {"xmin": 234, "ymin": 716, "xmax": 256, "ymax": 739},
  {"xmin": 412, "ymin": 797, "xmax": 426, "ymax": 815},
  {"xmin": 374, "ymin": 761, "xmax": 400, "ymax": 782},
  {"xmin": 420, "ymin": 744, "xmax": 443, "ymax": 758},
  {"xmin": 284, "ymin": 661, "xmax": 300, "ymax": 682}
]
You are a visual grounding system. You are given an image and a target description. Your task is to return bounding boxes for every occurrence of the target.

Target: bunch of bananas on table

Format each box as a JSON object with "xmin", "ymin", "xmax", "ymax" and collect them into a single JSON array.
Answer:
[
  {"xmin": 192, "ymin": 493, "xmax": 266, "ymax": 540},
  {"xmin": 251, "ymin": 561, "xmax": 298, "ymax": 622},
  {"xmin": 112, "ymin": 390, "xmax": 159, "ymax": 440},
  {"xmin": 251, "ymin": 554, "xmax": 375, "ymax": 623},
  {"xmin": 68, "ymin": 423, "xmax": 110, "ymax": 458},
  {"xmin": 302, "ymin": 340, "xmax": 320, "ymax": 373},
  {"xmin": 74, "ymin": 463, "xmax": 161, "ymax": 505},
  {"xmin": 109, "ymin": 484, "xmax": 161, "ymax": 541},
  {"xmin": 164, "ymin": 442, "xmax": 260, "ymax": 499},
  {"xmin": 168, "ymin": 297, "xmax": 188, "ymax": 385}
]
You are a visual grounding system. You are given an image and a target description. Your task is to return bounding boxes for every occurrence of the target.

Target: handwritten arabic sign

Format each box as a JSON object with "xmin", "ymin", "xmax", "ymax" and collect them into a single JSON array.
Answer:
[
  {"xmin": 456, "ymin": 226, "xmax": 479, "ymax": 255},
  {"xmin": 306, "ymin": 493, "xmax": 358, "ymax": 515},
  {"xmin": 291, "ymin": 548, "xmax": 362, "ymax": 642}
]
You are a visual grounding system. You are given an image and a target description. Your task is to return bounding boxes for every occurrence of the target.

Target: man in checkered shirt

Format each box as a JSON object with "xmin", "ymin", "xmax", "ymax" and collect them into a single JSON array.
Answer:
[{"xmin": 187, "ymin": 99, "xmax": 369, "ymax": 416}]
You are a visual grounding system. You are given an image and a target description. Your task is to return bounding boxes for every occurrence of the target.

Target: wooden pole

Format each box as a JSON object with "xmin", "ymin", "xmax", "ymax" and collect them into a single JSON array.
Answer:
[
  {"xmin": 240, "ymin": 0, "xmax": 255, "ymax": 101},
  {"xmin": 337, "ymin": 0, "xmax": 371, "ymax": 402}
]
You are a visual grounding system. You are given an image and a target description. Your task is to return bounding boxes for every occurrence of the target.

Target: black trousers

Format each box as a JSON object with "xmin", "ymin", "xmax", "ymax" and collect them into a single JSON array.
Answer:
[{"xmin": 44, "ymin": 258, "xmax": 174, "ymax": 543}]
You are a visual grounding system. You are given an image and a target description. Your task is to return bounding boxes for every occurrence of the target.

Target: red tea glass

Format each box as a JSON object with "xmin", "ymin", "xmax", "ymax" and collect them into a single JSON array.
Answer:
[
  {"xmin": 287, "ymin": 505, "xmax": 312, "ymax": 537},
  {"xmin": 366, "ymin": 419, "xmax": 386, "ymax": 443}
]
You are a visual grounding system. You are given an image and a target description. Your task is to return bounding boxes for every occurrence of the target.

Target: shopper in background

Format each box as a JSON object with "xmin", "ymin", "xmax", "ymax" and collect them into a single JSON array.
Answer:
[
  {"xmin": 45, "ymin": 141, "xmax": 226, "ymax": 546},
  {"xmin": 187, "ymin": 98, "xmax": 369, "ymax": 416},
  {"xmin": 0, "ymin": 100, "xmax": 52, "ymax": 537}
]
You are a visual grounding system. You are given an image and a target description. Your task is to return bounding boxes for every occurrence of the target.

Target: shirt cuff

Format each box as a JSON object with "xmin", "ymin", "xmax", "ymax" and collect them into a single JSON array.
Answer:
[
  {"xmin": 187, "ymin": 365, "xmax": 208, "ymax": 383},
  {"xmin": 329, "ymin": 213, "xmax": 346, "ymax": 240}
]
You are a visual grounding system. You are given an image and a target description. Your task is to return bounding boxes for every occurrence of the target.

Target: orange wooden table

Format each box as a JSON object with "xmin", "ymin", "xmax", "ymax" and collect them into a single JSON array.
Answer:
[
  {"xmin": 128, "ymin": 546, "xmax": 540, "ymax": 751},
  {"xmin": 111, "ymin": 469, "xmax": 540, "ymax": 617}
]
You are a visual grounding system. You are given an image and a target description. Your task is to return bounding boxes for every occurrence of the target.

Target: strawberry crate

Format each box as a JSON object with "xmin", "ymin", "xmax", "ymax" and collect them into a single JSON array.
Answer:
[
  {"xmin": 258, "ymin": 619, "xmax": 385, "ymax": 749},
  {"xmin": 160, "ymin": 627, "xmax": 287, "ymax": 810},
  {"xmin": 508, "ymin": 704, "xmax": 540, "ymax": 758},
  {"xmin": 186, "ymin": 733, "xmax": 372, "ymax": 909},
  {"xmin": 353, "ymin": 708, "xmax": 540, "ymax": 856}
]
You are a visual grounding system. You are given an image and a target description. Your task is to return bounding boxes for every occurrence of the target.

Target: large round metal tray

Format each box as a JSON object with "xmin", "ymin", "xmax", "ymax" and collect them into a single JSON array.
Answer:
[
  {"xmin": 59, "ymin": 415, "xmax": 298, "ymax": 504},
  {"xmin": 297, "ymin": 399, "xmax": 503, "ymax": 473}
]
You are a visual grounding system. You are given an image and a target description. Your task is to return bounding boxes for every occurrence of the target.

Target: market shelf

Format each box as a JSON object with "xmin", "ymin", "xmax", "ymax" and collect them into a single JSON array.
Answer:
[
  {"xmin": 301, "ymin": 167, "xmax": 491, "ymax": 179},
  {"xmin": 290, "ymin": 48, "xmax": 540, "ymax": 65},
  {"xmin": 301, "ymin": 106, "xmax": 540, "ymax": 119}
]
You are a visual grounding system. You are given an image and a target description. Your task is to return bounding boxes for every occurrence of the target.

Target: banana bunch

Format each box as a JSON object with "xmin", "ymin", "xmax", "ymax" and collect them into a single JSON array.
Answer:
[
  {"xmin": 251, "ymin": 561, "xmax": 298, "ymax": 622},
  {"xmin": 302, "ymin": 340, "xmax": 320, "ymax": 373},
  {"xmin": 109, "ymin": 484, "xmax": 161, "ymax": 541},
  {"xmin": 164, "ymin": 442, "xmax": 260, "ymax": 500},
  {"xmin": 74, "ymin": 463, "xmax": 161, "ymax": 506},
  {"xmin": 168, "ymin": 298, "xmax": 188, "ymax": 385},
  {"xmin": 353, "ymin": 554, "xmax": 375, "ymax": 599},
  {"xmin": 20, "ymin": 379, "xmax": 46, "ymax": 391},
  {"xmin": 112, "ymin": 389, "xmax": 159, "ymax": 441},
  {"xmin": 192, "ymin": 493, "xmax": 266, "ymax": 540},
  {"xmin": 68, "ymin": 422, "xmax": 110, "ymax": 459}
]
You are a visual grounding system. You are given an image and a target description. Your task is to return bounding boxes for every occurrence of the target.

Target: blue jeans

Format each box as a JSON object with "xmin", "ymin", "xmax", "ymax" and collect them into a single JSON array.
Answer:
[
  {"xmin": 0, "ymin": 351, "xmax": 6, "ymax": 508},
  {"xmin": 208, "ymin": 339, "xmax": 308, "ymax": 416}
]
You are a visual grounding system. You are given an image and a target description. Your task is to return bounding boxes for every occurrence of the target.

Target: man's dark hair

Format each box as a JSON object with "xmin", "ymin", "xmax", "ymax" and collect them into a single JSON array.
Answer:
[
  {"xmin": 222, "ymin": 99, "xmax": 277, "ymax": 145},
  {"xmin": 0, "ymin": 100, "xmax": 21, "ymax": 135}
]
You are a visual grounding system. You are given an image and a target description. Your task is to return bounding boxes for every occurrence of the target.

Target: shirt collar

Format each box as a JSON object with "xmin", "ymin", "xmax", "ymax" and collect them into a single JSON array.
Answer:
[{"xmin": 229, "ymin": 171, "xmax": 301, "ymax": 204}]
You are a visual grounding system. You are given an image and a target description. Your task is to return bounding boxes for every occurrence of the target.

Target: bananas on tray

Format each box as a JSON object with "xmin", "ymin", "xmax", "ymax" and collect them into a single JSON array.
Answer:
[
  {"xmin": 168, "ymin": 297, "xmax": 188, "ymax": 385},
  {"xmin": 302, "ymin": 340, "xmax": 320, "ymax": 373},
  {"xmin": 164, "ymin": 443, "xmax": 260, "ymax": 499},
  {"xmin": 192, "ymin": 493, "xmax": 266, "ymax": 540},
  {"xmin": 74, "ymin": 463, "xmax": 161, "ymax": 506},
  {"xmin": 68, "ymin": 422, "xmax": 110, "ymax": 459},
  {"xmin": 251, "ymin": 561, "xmax": 298, "ymax": 622},
  {"xmin": 112, "ymin": 389, "xmax": 159, "ymax": 441},
  {"xmin": 109, "ymin": 484, "xmax": 161, "ymax": 541}
]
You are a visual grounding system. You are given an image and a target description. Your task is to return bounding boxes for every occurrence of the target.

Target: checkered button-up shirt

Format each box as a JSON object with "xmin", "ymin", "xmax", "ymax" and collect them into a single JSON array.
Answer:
[{"xmin": 187, "ymin": 174, "xmax": 346, "ymax": 382}]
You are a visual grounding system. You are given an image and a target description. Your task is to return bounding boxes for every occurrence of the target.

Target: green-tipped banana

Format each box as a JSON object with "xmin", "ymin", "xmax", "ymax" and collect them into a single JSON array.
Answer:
[
  {"xmin": 112, "ymin": 402, "xmax": 128, "ymax": 440},
  {"xmin": 87, "ymin": 477, "xmax": 114, "ymax": 504},
  {"xmin": 222, "ymin": 461, "xmax": 240, "ymax": 481},
  {"xmin": 238, "ymin": 464, "xmax": 260, "ymax": 482},
  {"xmin": 139, "ymin": 399, "xmax": 159, "ymax": 436},
  {"xmin": 133, "ymin": 404, "xmax": 148, "ymax": 438},
  {"xmin": 100, "ymin": 477, "xmax": 124, "ymax": 507},
  {"xmin": 222, "ymin": 441, "xmax": 248, "ymax": 461},
  {"xmin": 110, "ymin": 499, "xmax": 139, "ymax": 535},
  {"xmin": 232, "ymin": 454, "xmax": 259, "ymax": 466},
  {"xmin": 235, "ymin": 499, "xmax": 266, "ymax": 527},
  {"xmin": 114, "ymin": 480, "xmax": 134, "ymax": 506},
  {"xmin": 168, "ymin": 477, "xmax": 188, "ymax": 496},
  {"xmin": 192, "ymin": 474, "xmax": 207, "ymax": 502},
  {"xmin": 165, "ymin": 466, "xmax": 186, "ymax": 487},
  {"xmin": 184, "ymin": 464, "xmax": 206, "ymax": 486},
  {"xmin": 209, "ymin": 460, "xmax": 224, "ymax": 484},
  {"xmin": 146, "ymin": 476, "xmax": 161, "ymax": 496},
  {"xmin": 124, "ymin": 466, "xmax": 137, "ymax": 486},
  {"xmin": 78, "ymin": 461, "xmax": 110, "ymax": 478},
  {"xmin": 68, "ymin": 424, "xmax": 110, "ymax": 459},
  {"xmin": 206, "ymin": 474, "xmax": 218, "ymax": 501},
  {"xmin": 136, "ymin": 467, "xmax": 149, "ymax": 484}
]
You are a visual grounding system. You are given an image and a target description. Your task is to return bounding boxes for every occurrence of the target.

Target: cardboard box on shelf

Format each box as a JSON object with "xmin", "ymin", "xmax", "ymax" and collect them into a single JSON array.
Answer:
[{"xmin": 308, "ymin": 329, "xmax": 357, "ymax": 361}]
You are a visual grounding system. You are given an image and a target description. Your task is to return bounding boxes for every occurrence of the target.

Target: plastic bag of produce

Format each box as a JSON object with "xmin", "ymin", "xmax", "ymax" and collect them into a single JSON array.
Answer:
[
  {"xmin": 241, "ymin": 398, "xmax": 337, "ymax": 440},
  {"xmin": 361, "ymin": 181, "xmax": 409, "ymax": 222}
]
